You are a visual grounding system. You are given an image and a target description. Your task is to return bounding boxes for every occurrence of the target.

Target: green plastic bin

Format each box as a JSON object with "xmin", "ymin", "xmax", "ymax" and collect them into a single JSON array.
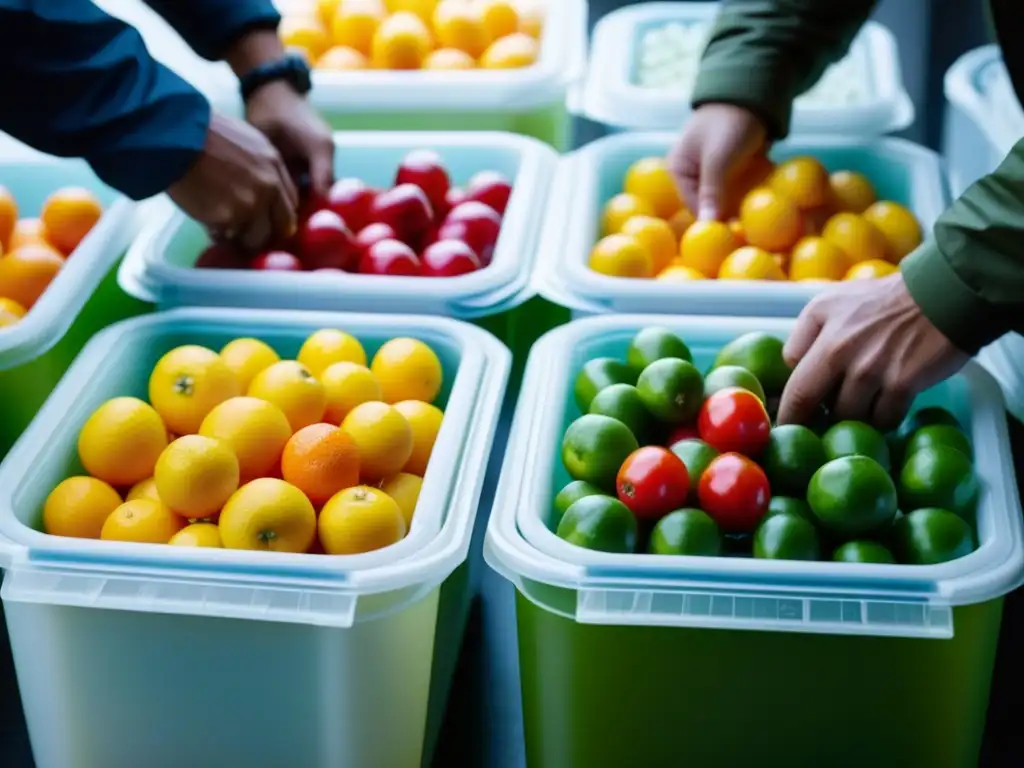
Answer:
[
  {"xmin": 0, "ymin": 148, "xmax": 144, "ymax": 458},
  {"xmin": 485, "ymin": 314, "xmax": 1024, "ymax": 768}
]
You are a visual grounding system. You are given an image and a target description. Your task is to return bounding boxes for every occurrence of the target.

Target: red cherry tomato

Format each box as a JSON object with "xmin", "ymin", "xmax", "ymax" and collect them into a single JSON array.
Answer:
[
  {"xmin": 697, "ymin": 453, "xmax": 770, "ymax": 533},
  {"xmin": 698, "ymin": 387, "xmax": 771, "ymax": 456},
  {"xmin": 615, "ymin": 446, "xmax": 690, "ymax": 520},
  {"xmin": 665, "ymin": 424, "xmax": 700, "ymax": 447}
]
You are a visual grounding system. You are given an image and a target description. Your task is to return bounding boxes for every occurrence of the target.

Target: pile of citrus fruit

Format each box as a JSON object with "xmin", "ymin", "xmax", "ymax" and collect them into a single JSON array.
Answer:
[
  {"xmin": 0, "ymin": 184, "xmax": 104, "ymax": 328},
  {"xmin": 42, "ymin": 328, "xmax": 446, "ymax": 556},
  {"xmin": 282, "ymin": 0, "xmax": 544, "ymax": 71},
  {"xmin": 556, "ymin": 326, "xmax": 979, "ymax": 566},
  {"xmin": 590, "ymin": 155, "xmax": 924, "ymax": 283}
]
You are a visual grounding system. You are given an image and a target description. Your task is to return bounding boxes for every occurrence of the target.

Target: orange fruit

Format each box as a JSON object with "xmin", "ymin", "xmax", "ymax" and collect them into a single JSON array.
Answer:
[
  {"xmin": 623, "ymin": 157, "xmax": 683, "ymax": 219},
  {"xmin": 321, "ymin": 361, "xmax": 382, "ymax": 424},
  {"xmin": 298, "ymin": 328, "xmax": 367, "ymax": 378},
  {"xmin": 100, "ymin": 499, "xmax": 186, "ymax": 544},
  {"xmin": 380, "ymin": 472, "xmax": 423, "ymax": 528},
  {"xmin": 829, "ymin": 171, "xmax": 877, "ymax": 214},
  {"xmin": 385, "ymin": 0, "xmax": 437, "ymax": 21},
  {"xmin": 218, "ymin": 478, "xmax": 317, "ymax": 552},
  {"xmin": 619, "ymin": 215, "xmax": 677, "ymax": 273},
  {"xmin": 602, "ymin": 193, "xmax": 654, "ymax": 235},
  {"xmin": 43, "ymin": 476, "xmax": 122, "ymax": 539},
  {"xmin": 0, "ymin": 245, "xmax": 63, "ymax": 309},
  {"xmin": 318, "ymin": 45, "xmax": 371, "ymax": 69},
  {"xmin": 844, "ymin": 259, "xmax": 899, "ymax": 280},
  {"xmin": 330, "ymin": 0, "xmax": 385, "ymax": 56},
  {"xmin": 199, "ymin": 397, "xmax": 292, "ymax": 482},
  {"xmin": 370, "ymin": 337, "xmax": 443, "ymax": 403},
  {"xmin": 154, "ymin": 435, "xmax": 240, "ymax": 519},
  {"xmin": 739, "ymin": 188, "xmax": 803, "ymax": 253},
  {"xmin": 393, "ymin": 400, "xmax": 443, "ymax": 475},
  {"xmin": 371, "ymin": 11, "xmax": 433, "ymax": 69},
  {"xmin": 78, "ymin": 397, "xmax": 168, "ymax": 487},
  {"xmin": 432, "ymin": 1, "xmax": 490, "ymax": 58},
  {"xmin": 341, "ymin": 401, "xmax": 413, "ymax": 481},
  {"xmin": 769, "ymin": 157, "xmax": 830, "ymax": 210},
  {"xmin": 247, "ymin": 360, "xmax": 327, "ymax": 431},
  {"xmin": 40, "ymin": 187, "xmax": 102, "ymax": 255},
  {"xmin": 0, "ymin": 185, "xmax": 16, "ymax": 251},
  {"xmin": 7, "ymin": 218, "xmax": 50, "ymax": 251},
  {"xmin": 0, "ymin": 297, "xmax": 26, "ymax": 319},
  {"xmin": 788, "ymin": 236, "xmax": 851, "ymax": 282},
  {"xmin": 281, "ymin": 423, "xmax": 360, "ymax": 505},
  {"xmin": 126, "ymin": 477, "xmax": 162, "ymax": 503},
  {"xmin": 678, "ymin": 220, "xmax": 740, "ymax": 278},
  {"xmin": 517, "ymin": 1, "xmax": 545, "ymax": 38},
  {"xmin": 821, "ymin": 213, "xmax": 887, "ymax": 265},
  {"xmin": 718, "ymin": 246, "xmax": 786, "ymax": 280},
  {"xmin": 479, "ymin": 32, "xmax": 538, "ymax": 69},
  {"xmin": 721, "ymin": 154, "xmax": 776, "ymax": 218},
  {"xmin": 668, "ymin": 208, "xmax": 695, "ymax": 240},
  {"xmin": 281, "ymin": 15, "xmax": 332, "ymax": 61},
  {"xmin": 657, "ymin": 264, "xmax": 706, "ymax": 281},
  {"xmin": 219, "ymin": 337, "xmax": 280, "ymax": 392},
  {"xmin": 318, "ymin": 485, "xmax": 407, "ymax": 555},
  {"xmin": 168, "ymin": 522, "xmax": 222, "ymax": 547},
  {"xmin": 423, "ymin": 47, "xmax": 476, "ymax": 69},
  {"xmin": 862, "ymin": 201, "xmax": 922, "ymax": 263},
  {"xmin": 149, "ymin": 345, "xmax": 241, "ymax": 435},
  {"xmin": 588, "ymin": 234, "xmax": 653, "ymax": 278},
  {"xmin": 479, "ymin": 0, "xmax": 520, "ymax": 40}
]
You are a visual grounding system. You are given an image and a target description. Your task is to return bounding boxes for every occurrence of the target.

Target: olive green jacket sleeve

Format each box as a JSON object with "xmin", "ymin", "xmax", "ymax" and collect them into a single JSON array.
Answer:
[{"xmin": 690, "ymin": 0, "xmax": 878, "ymax": 137}]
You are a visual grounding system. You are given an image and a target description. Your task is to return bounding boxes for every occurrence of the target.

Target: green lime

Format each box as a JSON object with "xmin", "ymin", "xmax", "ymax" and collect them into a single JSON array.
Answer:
[
  {"xmin": 832, "ymin": 540, "xmax": 896, "ymax": 564},
  {"xmin": 898, "ymin": 445, "xmax": 979, "ymax": 520},
  {"xmin": 890, "ymin": 406, "xmax": 962, "ymax": 465},
  {"xmin": 573, "ymin": 357, "xmax": 636, "ymax": 413},
  {"xmin": 668, "ymin": 439, "xmax": 719, "ymax": 498},
  {"xmin": 561, "ymin": 414, "xmax": 639, "ymax": 492},
  {"xmin": 702, "ymin": 365, "xmax": 766, "ymax": 404},
  {"xmin": 627, "ymin": 326, "xmax": 692, "ymax": 375},
  {"xmin": 557, "ymin": 495, "xmax": 638, "ymax": 553},
  {"xmin": 807, "ymin": 456, "xmax": 898, "ymax": 538},
  {"xmin": 762, "ymin": 424, "xmax": 827, "ymax": 496},
  {"xmin": 553, "ymin": 480, "xmax": 604, "ymax": 527},
  {"xmin": 753, "ymin": 513, "xmax": 821, "ymax": 561},
  {"xmin": 904, "ymin": 425, "xmax": 972, "ymax": 462},
  {"xmin": 713, "ymin": 332, "xmax": 791, "ymax": 396},
  {"xmin": 589, "ymin": 384, "xmax": 655, "ymax": 443},
  {"xmin": 892, "ymin": 507, "xmax": 975, "ymax": 565},
  {"xmin": 765, "ymin": 495, "xmax": 814, "ymax": 522},
  {"xmin": 822, "ymin": 421, "xmax": 891, "ymax": 471},
  {"xmin": 636, "ymin": 358, "xmax": 704, "ymax": 424},
  {"xmin": 648, "ymin": 508, "xmax": 722, "ymax": 555}
]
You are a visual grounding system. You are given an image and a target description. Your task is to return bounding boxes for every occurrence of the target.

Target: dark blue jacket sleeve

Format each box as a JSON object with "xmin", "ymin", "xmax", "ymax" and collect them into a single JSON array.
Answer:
[
  {"xmin": 0, "ymin": 0, "xmax": 211, "ymax": 201},
  {"xmin": 143, "ymin": 0, "xmax": 281, "ymax": 61}
]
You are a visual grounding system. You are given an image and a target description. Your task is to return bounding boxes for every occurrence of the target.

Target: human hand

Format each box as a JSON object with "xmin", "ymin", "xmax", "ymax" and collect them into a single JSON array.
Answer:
[
  {"xmin": 777, "ymin": 274, "xmax": 969, "ymax": 431},
  {"xmin": 667, "ymin": 103, "xmax": 769, "ymax": 220},
  {"xmin": 167, "ymin": 112, "xmax": 298, "ymax": 251}
]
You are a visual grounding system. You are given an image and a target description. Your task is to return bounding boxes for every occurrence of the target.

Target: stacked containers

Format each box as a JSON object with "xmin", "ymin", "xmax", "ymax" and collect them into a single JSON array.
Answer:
[
  {"xmin": 485, "ymin": 314, "xmax": 1024, "ymax": 768},
  {"xmin": 0, "ymin": 308, "xmax": 509, "ymax": 768},
  {"xmin": 943, "ymin": 46, "xmax": 1024, "ymax": 422},
  {"xmin": 0, "ymin": 147, "xmax": 142, "ymax": 458}
]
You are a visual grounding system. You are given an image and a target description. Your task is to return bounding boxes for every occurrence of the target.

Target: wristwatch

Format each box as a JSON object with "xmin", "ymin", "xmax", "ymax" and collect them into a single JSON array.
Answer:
[{"xmin": 239, "ymin": 54, "xmax": 313, "ymax": 102}]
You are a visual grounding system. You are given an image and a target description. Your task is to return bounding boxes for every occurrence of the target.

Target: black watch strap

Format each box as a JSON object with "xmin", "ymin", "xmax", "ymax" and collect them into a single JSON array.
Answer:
[{"xmin": 239, "ymin": 54, "xmax": 313, "ymax": 102}]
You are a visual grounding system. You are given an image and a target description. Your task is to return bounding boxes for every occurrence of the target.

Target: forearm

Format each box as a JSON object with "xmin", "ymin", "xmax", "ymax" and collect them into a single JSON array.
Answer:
[
  {"xmin": 0, "ymin": 1, "xmax": 209, "ymax": 201},
  {"xmin": 691, "ymin": 0, "xmax": 877, "ymax": 137},
  {"xmin": 902, "ymin": 139, "xmax": 1024, "ymax": 353},
  {"xmin": 142, "ymin": 0, "xmax": 280, "ymax": 62}
]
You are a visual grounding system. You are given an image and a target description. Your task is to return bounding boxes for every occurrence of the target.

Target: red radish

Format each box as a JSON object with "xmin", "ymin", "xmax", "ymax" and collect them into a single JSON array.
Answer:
[
  {"xmin": 395, "ymin": 149, "xmax": 450, "ymax": 215},
  {"xmin": 325, "ymin": 178, "xmax": 375, "ymax": 233},
  {"xmin": 370, "ymin": 184, "xmax": 434, "ymax": 243},
  {"xmin": 356, "ymin": 222, "xmax": 399, "ymax": 251},
  {"xmin": 467, "ymin": 171, "xmax": 512, "ymax": 215},
  {"xmin": 250, "ymin": 251, "xmax": 303, "ymax": 271},
  {"xmin": 421, "ymin": 239, "xmax": 481, "ymax": 277},
  {"xmin": 359, "ymin": 239, "xmax": 422, "ymax": 276},
  {"xmin": 297, "ymin": 210, "xmax": 359, "ymax": 271}
]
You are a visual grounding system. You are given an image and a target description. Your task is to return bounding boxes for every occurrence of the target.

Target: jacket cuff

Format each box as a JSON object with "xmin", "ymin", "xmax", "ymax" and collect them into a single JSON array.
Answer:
[
  {"xmin": 691, "ymin": 64, "xmax": 792, "ymax": 138},
  {"xmin": 900, "ymin": 240, "xmax": 1002, "ymax": 355}
]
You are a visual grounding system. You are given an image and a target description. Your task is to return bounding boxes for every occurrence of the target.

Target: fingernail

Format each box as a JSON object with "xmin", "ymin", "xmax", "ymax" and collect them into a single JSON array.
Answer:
[{"xmin": 698, "ymin": 205, "xmax": 718, "ymax": 221}]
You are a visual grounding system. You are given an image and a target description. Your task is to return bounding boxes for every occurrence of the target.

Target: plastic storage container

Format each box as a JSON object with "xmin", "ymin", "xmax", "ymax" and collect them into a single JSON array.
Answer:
[
  {"xmin": 285, "ymin": 0, "xmax": 588, "ymax": 150},
  {"xmin": 485, "ymin": 313, "xmax": 1023, "ymax": 768},
  {"xmin": 535, "ymin": 131, "xmax": 948, "ymax": 318},
  {"xmin": 0, "ymin": 145, "xmax": 143, "ymax": 458},
  {"xmin": 120, "ymin": 130, "xmax": 568, "ymax": 380},
  {"xmin": 943, "ymin": 46, "xmax": 1024, "ymax": 423},
  {"xmin": 0, "ymin": 307, "xmax": 509, "ymax": 768},
  {"xmin": 580, "ymin": 2, "xmax": 913, "ymax": 135}
]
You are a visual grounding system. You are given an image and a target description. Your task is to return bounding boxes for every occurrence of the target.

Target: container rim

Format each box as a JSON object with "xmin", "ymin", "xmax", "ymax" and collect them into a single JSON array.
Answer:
[
  {"xmin": 944, "ymin": 45, "xmax": 1023, "ymax": 158},
  {"xmin": 485, "ymin": 314, "xmax": 1024, "ymax": 614}
]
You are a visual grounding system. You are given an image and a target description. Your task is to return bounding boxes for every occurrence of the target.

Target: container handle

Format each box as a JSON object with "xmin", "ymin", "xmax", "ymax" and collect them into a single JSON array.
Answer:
[
  {"xmin": 1, "ymin": 568, "xmax": 359, "ymax": 629},
  {"xmin": 576, "ymin": 588, "xmax": 954, "ymax": 640}
]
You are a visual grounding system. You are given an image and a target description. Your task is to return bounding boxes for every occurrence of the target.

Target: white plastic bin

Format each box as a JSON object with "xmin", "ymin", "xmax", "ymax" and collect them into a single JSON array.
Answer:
[
  {"xmin": 534, "ymin": 131, "xmax": 948, "ymax": 318},
  {"xmin": 0, "ymin": 307, "xmax": 510, "ymax": 768},
  {"xmin": 580, "ymin": 2, "xmax": 913, "ymax": 135}
]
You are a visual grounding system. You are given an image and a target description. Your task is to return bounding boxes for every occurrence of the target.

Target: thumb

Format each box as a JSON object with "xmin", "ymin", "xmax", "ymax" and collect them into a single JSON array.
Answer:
[{"xmin": 696, "ymin": 149, "xmax": 730, "ymax": 221}]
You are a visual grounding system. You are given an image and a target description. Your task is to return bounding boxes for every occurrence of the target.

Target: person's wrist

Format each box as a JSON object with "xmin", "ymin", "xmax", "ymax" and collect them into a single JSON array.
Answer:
[{"xmin": 227, "ymin": 29, "xmax": 286, "ymax": 79}]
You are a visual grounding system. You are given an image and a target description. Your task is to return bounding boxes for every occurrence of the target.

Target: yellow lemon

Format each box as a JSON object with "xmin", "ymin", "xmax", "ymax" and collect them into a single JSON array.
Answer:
[
  {"xmin": 280, "ymin": 15, "xmax": 332, "ymax": 62},
  {"xmin": 78, "ymin": 397, "xmax": 168, "ymax": 487},
  {"xmin": 154, "ymin": 435, "xmax": 240, "ymax": 519},
  {"xmin": 149, "ymin": 345, "xmax": 240, "ymax": 435},
  {"xmin": 371, "ymin": 11, "xmax": 433, "ymax": 69},
  {"xmin": 620, "ymin": 215, "xmax": 677, "ymax": 274},
  {"xmin": 768, "ymin": 156, "xmax": 830, "ymax": 210},
  {"xmin": 199, "ymin": 397, "xmax": 292, "ymax": 482},
  {"xmin": 479, "ymin": 32, "xmax": 538, "ymax": 68},
  {"xmin": 341, "ymin": 401, "xmax": 413, "ymax": 481},
  {"xmin": 657, "ymin": 264, "xmax": 707, "ymax": 281},
  {"xmin": 330, "ymin": 0, "xmax": 385, "ymax": 56},
  {"xmin": 43, "ymin": 476, "xmax": 122, "ymax": 539},
  {"xmin": 423, "ymin": 47, "xmax": 476, "ymax": 69},
  {"xmin": 678, "ymin": 220, "xmax": 740, "ymax": 278},
  {"xmin": 788, "ymin": 236, "xmax": 851, "ymax": 282},
  {"xmin": 829, "ymin": 170, "xmax": 877, "ymax": 214},
  {"xmin": 297, "ymin": 328, "xmax": 367, "ymax": 378},
  {"xmin": 321, "ymin": 361, "xmax": 383, "ymax": 424},
  {"xmin": 718, "ymin": 246, "xmax": 786, "ymax": 280},
  {"xmin": 478, "ymin": 0, "xmax": 519, "ymax": 40},
  {"xmin": 248, "ymin": 360, "xmax": 327, "ymax": 431},
  {"xmin": 588, "ymin": 234, "xmax": 653, "ymax": 278},
  {"xmin": 602, "ymin": 193, "xmax": 654, "ymax": 235},
  {"xmin": 432, "ymin": 0, "xmax": 490, "ymax": 58},
  {"xmin": 370, "ymin": 337, "xmax": 443, "ymax": 404},
  {"xmin": 844, "ymin": 259, "xmax": 899, "ymax": 280},
  {"xmin": 169, "ymin": 522, "xmax": 222, "ymax": 547},
  {"xmin": 624, "ymin": 157, "xmax": 683, "ymax": 219},
  {"xmin": 393, "ymin": 400, "xmax": 443, "ymax": 476},
  {"xmin": 100, "ymin": 499, "xmax": 186, "ymax": 544},
  {"xmin": 218, "ymin": 478, "xmax": 317, "ymax": 553},
  {"xmin": 862, "ymin": 201, "xmax": 923, "ymax": 263},
  {"xmin": 126, "ymin": 477, "xmax": 162, "ymax": 503},
  {"xmin": 739, "ymin": 188, "xmax": 803, "ymax": 253},
  {"xmin": 220, "ymin": 337, "xmax": 280, "ymax": 392},
  {"xmin": 318, "ymin": 485, "xmax": 407, "ymax": 555},
  {"xmin": 821, "ymin": 212, "xmax": 888, "ymax": 265},
  {"xmin": 380, "ymin": 472, "xmax": 422, "ymax": 529}
]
